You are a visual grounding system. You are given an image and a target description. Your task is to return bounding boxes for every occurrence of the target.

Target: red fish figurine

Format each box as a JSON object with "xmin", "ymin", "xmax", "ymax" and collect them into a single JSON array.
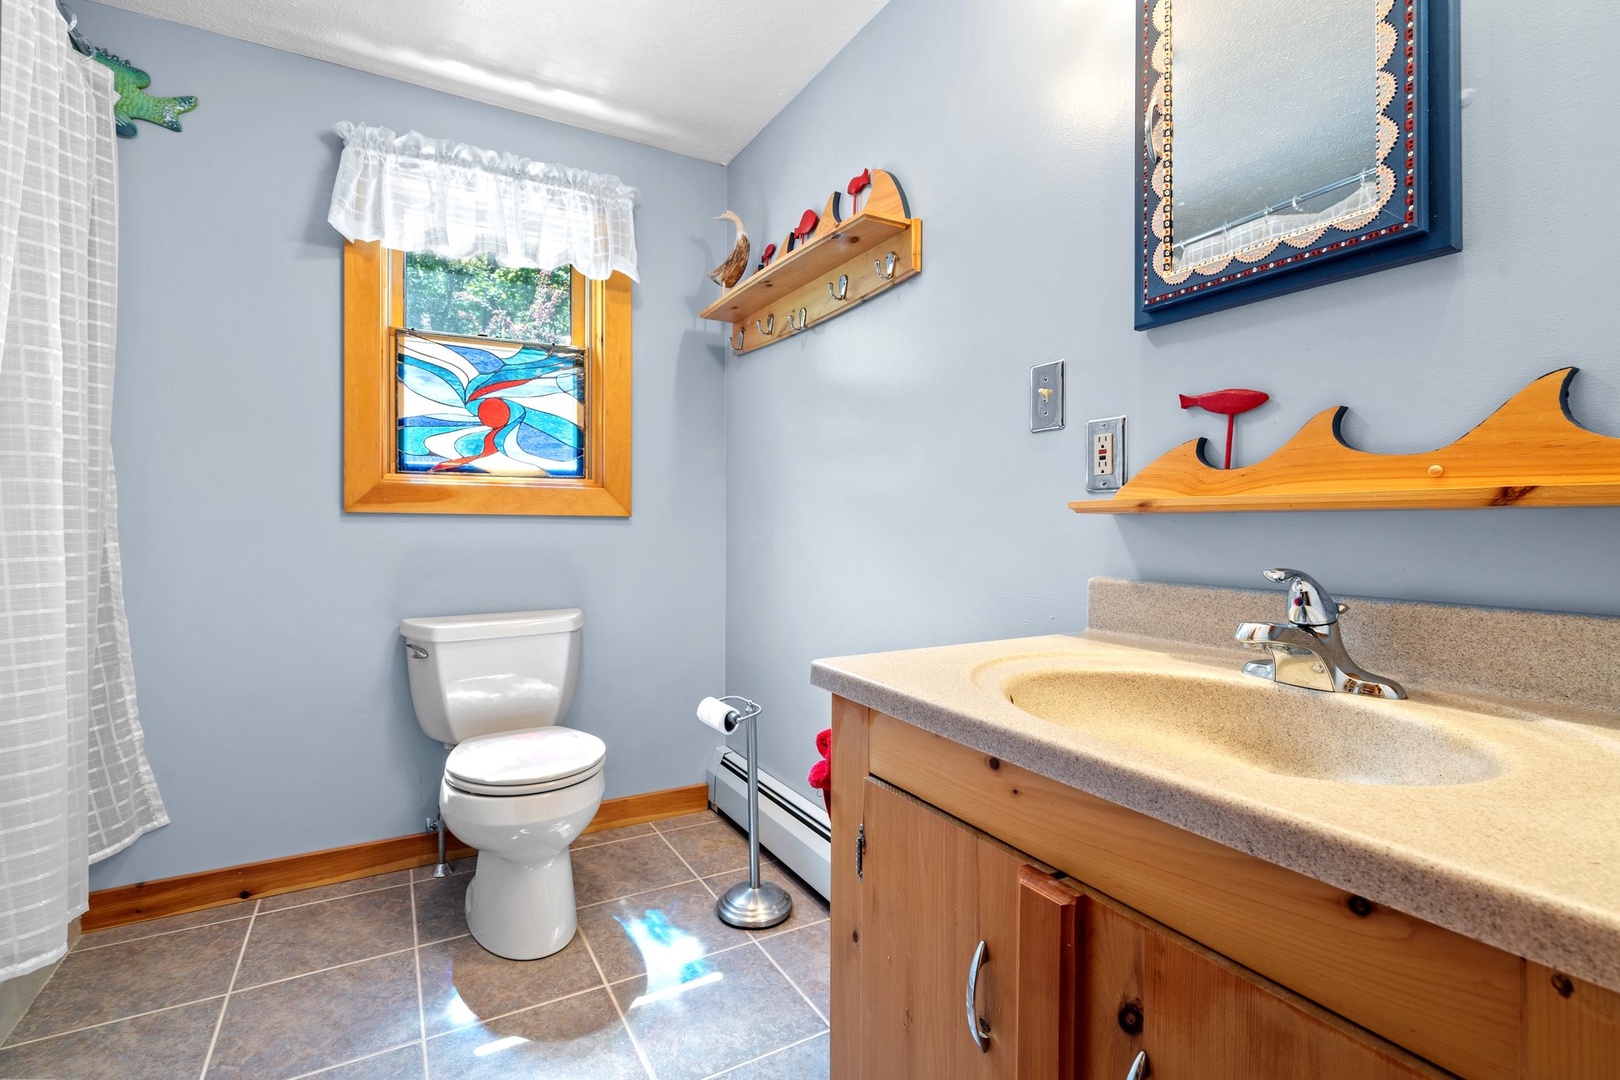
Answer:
[
  {"xmin": 791, "ymin": 208, "xmax": 819, "ymax": 247},
  {"xmin": 757, "ymin": 242, "xmax": 777, "ymax": 270},
  {"xmin": 1179, "ymin": 388, "xmax": 1270, "ymax": 469},
  {"xmin": 846, "ymin": 168, "xmax": 871, "ymax": 211}
]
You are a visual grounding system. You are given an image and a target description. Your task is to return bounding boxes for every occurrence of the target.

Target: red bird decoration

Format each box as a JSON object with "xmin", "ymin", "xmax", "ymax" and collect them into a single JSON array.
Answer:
[
  {"xmin": 757, "ymin": 242, "xmax": 777, "ymax": 270},
  {"xmin": 1179, "ymin": 388, "xmax": 1270, "ymax": 469},
  {"xmin": 790, "ymin": 208, "xmax": 819, "ymax": 247}
]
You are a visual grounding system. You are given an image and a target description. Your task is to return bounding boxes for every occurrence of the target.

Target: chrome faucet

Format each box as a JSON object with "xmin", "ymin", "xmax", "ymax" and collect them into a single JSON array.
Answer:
[{"xmin": 1234, "ymin": 568, "xmax": 1406, "ymax": 699}]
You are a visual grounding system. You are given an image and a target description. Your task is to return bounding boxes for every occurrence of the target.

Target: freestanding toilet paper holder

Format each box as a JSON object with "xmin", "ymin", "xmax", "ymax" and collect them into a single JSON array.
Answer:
[{"xmin": 697, "ymin": 695, "xmax": 794, "ymax": 930}]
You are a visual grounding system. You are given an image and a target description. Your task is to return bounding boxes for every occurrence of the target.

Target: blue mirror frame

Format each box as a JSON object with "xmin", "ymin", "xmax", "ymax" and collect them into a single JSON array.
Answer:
[{"xmin": 1135, "ymin": 0, "xmax": 1461, "ymax": 330}]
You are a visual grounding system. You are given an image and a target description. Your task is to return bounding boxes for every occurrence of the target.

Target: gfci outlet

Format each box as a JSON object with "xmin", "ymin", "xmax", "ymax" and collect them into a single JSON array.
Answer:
[{"xmin": 1086, "ymin": 416, "xmax": 1126, "ymax": 492}]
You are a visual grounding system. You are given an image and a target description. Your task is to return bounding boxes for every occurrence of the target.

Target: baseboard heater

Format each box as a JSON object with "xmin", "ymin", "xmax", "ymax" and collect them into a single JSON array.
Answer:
[{"xmin": 705, "ymin": 747, "xmax": 831, "ymax": 901}]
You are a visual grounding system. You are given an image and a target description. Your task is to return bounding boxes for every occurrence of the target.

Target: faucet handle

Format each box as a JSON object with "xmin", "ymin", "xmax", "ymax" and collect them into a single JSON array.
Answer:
[{"xmin": 1262, "ymin": 568, "xmax": 1344, "ymax": 627}]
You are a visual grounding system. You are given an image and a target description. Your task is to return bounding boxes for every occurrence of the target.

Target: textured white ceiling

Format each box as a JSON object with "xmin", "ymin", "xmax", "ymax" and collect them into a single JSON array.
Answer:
[{"xmin": 91, "ymin": 0, "xmax": 889, "ymax": 163}]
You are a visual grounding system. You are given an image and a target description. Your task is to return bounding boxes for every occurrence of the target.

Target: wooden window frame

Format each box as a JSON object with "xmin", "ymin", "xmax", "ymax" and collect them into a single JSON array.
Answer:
[{"xmin": 342, "ymin": 241, "xmax": 632, "ymax": 516}]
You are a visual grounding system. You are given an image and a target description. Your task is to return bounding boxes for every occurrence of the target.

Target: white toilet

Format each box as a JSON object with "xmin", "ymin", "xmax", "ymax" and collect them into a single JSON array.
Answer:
[{"xmin": 400, "ymin": 609, "xmax": 605, "ymax": 961}]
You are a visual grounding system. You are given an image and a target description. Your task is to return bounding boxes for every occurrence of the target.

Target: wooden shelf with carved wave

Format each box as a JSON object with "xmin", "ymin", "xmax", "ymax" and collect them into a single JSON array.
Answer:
[
  {"xmin": 1070, "ymin": 369, "xmax": 1620, "ymax": 514},
  {"xmin": 701, "ymin": 169, "xmax": 921, "ymax": 355}
]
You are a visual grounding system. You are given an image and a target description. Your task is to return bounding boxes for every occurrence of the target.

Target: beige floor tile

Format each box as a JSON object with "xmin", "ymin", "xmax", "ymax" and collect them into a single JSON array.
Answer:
[
  {"xmin": 425, "ymin": 988, "xmax": 647, "ymax": 1079},
  {"xmin": 759, "ymin": 922, "xmax": 831, "ymax": 1021},
  {"xmin": 658, "ymin": 819, "xmax": 752, "ymax": 879},
  {"xmin": 572, "ymin": 822, "xmax": 656, "ymax": 849},
  {"xmin": 257, "ymin": 870, "xmax": 413, "ymax": 913},
  {"xmin": 418, "ymin": 932, "xmax": 601, "ymax": 1037},
  {"xmin": 650, "ymin": 810, "xmax": 719, "ymax": 834},
  {"xmin": 572, "ymin": 834, "xmax": 694, "ymax": 905},
  {"xmin": 72, "ymin": 902, "xmax": 253, "ymax": 951},
  {"xmin": 205, "ymin": 952, "xmax": 420, "ymax": 1079},
  {"xmin": 0, "ymin": 999, "xmax": 221, "ymax": 1080},
  {"xmin": 577, "ymin": 879, "xmax": 753, "ymax": 983},
  {"xmin": 4, "ymin": 920, "xmax": 246, "ymax": 1044},
  {"xmin": 714, "ymin": 1032, "xmax": 830, "ymax": 1080},
  {"xmin": 703, "ymin": 858, "xmax": 829, "ymax": 938},
  {"xmin": 413, "ymin": 873, "xmax": 472, "ymax": 944},
  {"xmin": 610, "ymin": 942, "xmax": 824, "ymax": 1080},
  {"xmin": 234, "ymin": 887, "xmax": 414, "ymax": 990}
]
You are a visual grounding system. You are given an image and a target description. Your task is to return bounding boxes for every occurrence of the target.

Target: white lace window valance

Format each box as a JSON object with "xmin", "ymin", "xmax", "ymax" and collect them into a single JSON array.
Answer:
[{"xmin": 327, "ymin": 122, "xmax": 639, "ymax": 282}]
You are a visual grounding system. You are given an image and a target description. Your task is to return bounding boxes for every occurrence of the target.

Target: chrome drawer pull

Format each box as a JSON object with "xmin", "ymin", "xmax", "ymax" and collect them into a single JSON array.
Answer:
[{"xmin": 966, "ymin": 939, "xmax": 990, "ymax": 1052}]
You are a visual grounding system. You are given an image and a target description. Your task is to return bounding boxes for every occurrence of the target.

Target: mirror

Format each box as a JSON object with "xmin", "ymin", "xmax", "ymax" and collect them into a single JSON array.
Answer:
[{"xmin": 1137, "ymin": 0, "xmax": 1460, "ymax": 329}]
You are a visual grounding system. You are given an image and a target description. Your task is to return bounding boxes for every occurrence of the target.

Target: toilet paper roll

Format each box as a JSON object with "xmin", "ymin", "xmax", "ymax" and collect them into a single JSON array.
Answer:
[{"xmin": 696, "ymin": 696, "xmax": 739, "ymax": 734}]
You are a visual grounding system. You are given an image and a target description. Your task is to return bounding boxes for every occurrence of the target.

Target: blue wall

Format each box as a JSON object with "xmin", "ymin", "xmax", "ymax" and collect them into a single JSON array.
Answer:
[
  {"xmin": 80, "ymin": 2, "xmax": 731, "ymax": 889},
  {"xmin": 723, "ymin": 0, "xmax": 1620, "ymax": 803}
]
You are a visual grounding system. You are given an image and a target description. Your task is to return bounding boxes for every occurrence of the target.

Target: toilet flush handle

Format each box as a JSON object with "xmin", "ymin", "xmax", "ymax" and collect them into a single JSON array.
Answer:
[{"xmin": 406, "ymin": 644, "xmax": 429, "ymax": 660}]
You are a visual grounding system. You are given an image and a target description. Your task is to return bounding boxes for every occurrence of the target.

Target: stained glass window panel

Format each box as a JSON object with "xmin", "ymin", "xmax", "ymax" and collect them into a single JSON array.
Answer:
[{"xmin": 397, "ymin": 334, "xmax": 585, "ymax": 477}]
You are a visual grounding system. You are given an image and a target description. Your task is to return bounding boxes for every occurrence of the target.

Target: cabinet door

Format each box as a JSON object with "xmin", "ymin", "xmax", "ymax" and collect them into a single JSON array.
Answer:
[
  {"xmin": 1084, "ymin": 899, "xmax": 1446, "ymax": 1080},
  {"xmin": 859, "ymin": 779, "xmax": 1033, "ymax": 1079}
]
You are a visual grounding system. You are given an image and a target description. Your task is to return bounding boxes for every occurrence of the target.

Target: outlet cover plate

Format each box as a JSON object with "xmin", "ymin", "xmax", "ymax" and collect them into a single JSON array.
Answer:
[
  {"xmin": 1030, "ymin": 360, "xmax": 1064, "ymax": 432},
  {"xmin": 1086, "ymin": 416, "xmax": 1126, "ymax": 493}
]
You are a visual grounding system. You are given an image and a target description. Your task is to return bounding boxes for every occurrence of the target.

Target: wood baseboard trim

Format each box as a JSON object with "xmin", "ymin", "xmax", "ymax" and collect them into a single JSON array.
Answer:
[{"xmin": 84, "ymin": 782, "xmax": 711, "ymax": 933}]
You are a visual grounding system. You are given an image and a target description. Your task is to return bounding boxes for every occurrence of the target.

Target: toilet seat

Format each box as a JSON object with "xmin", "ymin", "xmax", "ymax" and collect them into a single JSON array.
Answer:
[{"xmin": 445, "ymin": 727, "xmax": 607, "ymax": 797}]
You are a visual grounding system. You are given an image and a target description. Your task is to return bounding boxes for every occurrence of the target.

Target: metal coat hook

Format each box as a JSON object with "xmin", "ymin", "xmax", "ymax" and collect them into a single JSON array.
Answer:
[
  {"xmin": 786, "ymin": 308, "xmax": 809, "ymax": 332},
  {"xmin": 875, "ymin": 251, "xmax": 898, "ymax": 280},
  {"xmin": 732, "ymin": 327, "xmax": 745, "ymax": 353},
  {"xmin": 827, "ymin": 274, "xmax": 849, "ymax": 301},
  {"xmin": 755, "ymin": 314, "xmax": 774, "ymax": 336}
]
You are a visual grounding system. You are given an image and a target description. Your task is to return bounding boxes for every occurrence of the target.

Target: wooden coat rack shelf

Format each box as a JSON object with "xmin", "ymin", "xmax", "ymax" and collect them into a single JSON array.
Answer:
[
  {"xmin": 701, "ymin": 170, "xmax": 921, "ymax": 354},
  {"xmin": 1070, "ymin": 369, "xmax": 1620, "ymax": 514}
]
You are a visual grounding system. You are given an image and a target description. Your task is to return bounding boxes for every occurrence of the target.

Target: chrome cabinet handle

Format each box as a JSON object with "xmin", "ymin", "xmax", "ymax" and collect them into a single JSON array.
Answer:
[
  {"xmin": 966, "ymin": 940, "xmax": 990, "ymax": 1052},
  {"xmin": 1126, "ymin": 1049, "xmax": 1150, "ymax": 1080}
]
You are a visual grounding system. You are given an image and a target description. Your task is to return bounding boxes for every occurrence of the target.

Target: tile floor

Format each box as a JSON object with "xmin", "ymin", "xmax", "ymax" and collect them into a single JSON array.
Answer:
[{"xmin": 1, "ymin": 811, "xmax": 830, "ymax": 1080}]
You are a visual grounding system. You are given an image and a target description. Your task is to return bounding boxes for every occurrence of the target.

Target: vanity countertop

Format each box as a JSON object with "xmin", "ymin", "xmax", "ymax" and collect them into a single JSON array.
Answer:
[{"xmin": 811, "ymin": 579, "xmax": 1620, "ymax": 992}]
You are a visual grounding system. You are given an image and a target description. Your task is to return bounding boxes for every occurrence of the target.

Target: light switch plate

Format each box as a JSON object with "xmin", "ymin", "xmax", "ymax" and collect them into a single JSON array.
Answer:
[
  {"xmin": 1030, "ymin": 360, "xmax": 1064, "ymax": 432},
  {"xmin": 1086, "ymin": 416, "xmax": 1126, "ymax": 493}
]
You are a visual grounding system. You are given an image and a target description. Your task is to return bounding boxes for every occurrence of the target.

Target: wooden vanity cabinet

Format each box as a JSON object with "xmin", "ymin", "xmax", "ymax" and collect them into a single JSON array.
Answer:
[{"xmin": 829, "ymin": 697, "xmax": 1620, "ymax": 1080}]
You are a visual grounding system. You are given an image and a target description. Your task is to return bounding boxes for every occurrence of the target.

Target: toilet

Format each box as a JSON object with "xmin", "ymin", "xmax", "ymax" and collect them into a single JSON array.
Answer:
[{"xmin": 400, "ymin": 608, "xmax": 605, "ymax": 961}]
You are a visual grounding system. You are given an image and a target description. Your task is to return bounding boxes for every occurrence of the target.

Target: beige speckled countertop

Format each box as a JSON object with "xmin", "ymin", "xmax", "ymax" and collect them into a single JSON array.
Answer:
[{"xmin": 810, "ymin": 578, "xmax": 1620, "ymax": 991}]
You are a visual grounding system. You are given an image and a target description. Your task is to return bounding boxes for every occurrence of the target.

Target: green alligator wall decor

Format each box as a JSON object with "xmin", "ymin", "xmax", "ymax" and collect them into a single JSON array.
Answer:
[{"xmin": 92, "ymin": 49, "xmax": 197, "ymax": 138}]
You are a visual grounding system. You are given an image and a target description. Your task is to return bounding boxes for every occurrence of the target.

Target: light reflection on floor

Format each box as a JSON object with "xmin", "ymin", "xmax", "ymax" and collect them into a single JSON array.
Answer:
[{"xmin": 616, "ymin": 909, "xmax": 724, "ymax": 1009}]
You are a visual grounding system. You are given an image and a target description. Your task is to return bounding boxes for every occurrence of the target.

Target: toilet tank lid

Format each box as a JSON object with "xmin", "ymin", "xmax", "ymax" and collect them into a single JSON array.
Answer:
[{"xmin": 400, "ymin": 608, "xmax": 583, "ymax": 643}]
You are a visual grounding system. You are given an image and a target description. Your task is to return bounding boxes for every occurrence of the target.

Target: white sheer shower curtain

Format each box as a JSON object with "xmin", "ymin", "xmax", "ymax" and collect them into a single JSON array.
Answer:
[{"xmin": 0, "ymin": 0, "xmax": 167, "ymax": 981}]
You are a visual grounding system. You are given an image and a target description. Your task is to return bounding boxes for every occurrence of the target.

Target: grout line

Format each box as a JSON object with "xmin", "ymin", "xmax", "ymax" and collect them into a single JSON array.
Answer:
[
  {"xmin": 576, "ymin": 876, "xmax": 702, "ymax": 911},
  {"xmin": 699, "ymin": 1028, "xmax": 830, "ymax": 1079},
  {"xmin": 0, "ymin": 994, "xmax": 228, "ymax": 1050},
  {"xmin": 73, "ymin": 909, "xmax": 257, "ymax": 952},
  {"xmin": 281, "ymin": 1040, "xmax": 423, "ymax": 1080},
  {"xmin": 577, "ymin": 918, "xmax": 658, "ymax": 1080},
  {"xmin": 423, "ymin": 981, "xmax": 608, "ymax": 1043},
  {"xmin": 255, "ymin": 877, "xmax": 414, "ymax": 915},
  {"xmin": 409, "ymin": 867, "xmax": 429, "ymax": 1079},
  {"xmin": 754, "ymin": 936, "xmax": 828, "ymax": 1026},
  {"xmin": 598, "ymin": 938, "xmax": 757, "ymax": 989},
  {"xmin": 649, "ymin": 814, "xmax": 718, "ymax": 836},
  {"xmin": 653, "ymin": 831, "xmax": 717, "ymax": 901},
  {"xmin": 196, "ymin": 898, "xmax": 257, "ymax": 1078},
  {"xmin": 226, "ymin": 945, "xmax": 420, "ymax": 995}
]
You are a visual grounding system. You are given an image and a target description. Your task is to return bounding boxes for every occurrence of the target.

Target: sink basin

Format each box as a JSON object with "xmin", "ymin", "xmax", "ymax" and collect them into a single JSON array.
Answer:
[{"xmin": 998, "ymin": 667, "xmax": 1502, "ymax": 786}]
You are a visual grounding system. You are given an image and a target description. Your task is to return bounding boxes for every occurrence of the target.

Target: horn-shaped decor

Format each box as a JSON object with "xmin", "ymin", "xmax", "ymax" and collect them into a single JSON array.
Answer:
[{"xmin": 1070, "ymin": 369, "xmax": 1620, "ymax": 514}]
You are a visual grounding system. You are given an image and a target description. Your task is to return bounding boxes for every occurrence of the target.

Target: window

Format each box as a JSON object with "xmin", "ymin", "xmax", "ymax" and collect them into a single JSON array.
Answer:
[{"xmin": 343, "ymin": 242, "xmax": 631, "ymax": 516}]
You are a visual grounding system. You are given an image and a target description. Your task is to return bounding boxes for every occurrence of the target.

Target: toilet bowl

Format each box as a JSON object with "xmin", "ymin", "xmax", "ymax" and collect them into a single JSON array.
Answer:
[{"xmin": 401, "ymin": 609, "xmax": 605, "ymax": 961}]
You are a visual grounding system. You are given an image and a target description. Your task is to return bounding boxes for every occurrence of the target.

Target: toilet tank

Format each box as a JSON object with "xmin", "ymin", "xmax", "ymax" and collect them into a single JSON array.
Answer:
[{"xmin": 400, "ymin": 609, "xmax": 583, "ymax": 744}]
